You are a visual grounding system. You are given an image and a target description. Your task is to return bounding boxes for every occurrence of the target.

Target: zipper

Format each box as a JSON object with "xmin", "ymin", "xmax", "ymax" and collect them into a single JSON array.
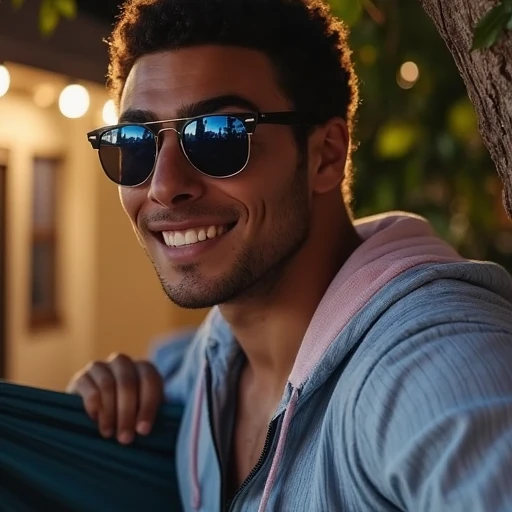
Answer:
[
  {"xmin": 227, "ymin": 418, "xmax": 278, "ymax": 511},
  {"xmin": 205, "ymin": 364, "xmax": 226, "ymax": 512}
]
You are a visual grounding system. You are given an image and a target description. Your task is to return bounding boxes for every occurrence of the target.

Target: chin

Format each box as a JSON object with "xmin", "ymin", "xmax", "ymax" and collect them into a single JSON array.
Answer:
[
  {"xmin": 162, "ymin": 285, "xmax": 220, "ymax": 310},
  {"xmin": 160, "ymin": 265, "xmax": 252, "ymax": 309}
]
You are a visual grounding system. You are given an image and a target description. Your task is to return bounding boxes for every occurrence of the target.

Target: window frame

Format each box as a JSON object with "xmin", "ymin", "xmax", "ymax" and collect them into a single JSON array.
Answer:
[{"xmin": 29, "ymin": 154, "xmax": 62, "ymax": 329}]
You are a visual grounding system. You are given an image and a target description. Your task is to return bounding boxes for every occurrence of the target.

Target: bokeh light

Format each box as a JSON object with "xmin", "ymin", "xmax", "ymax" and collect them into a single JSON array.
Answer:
[{"xmin": 59, "ymin": 84, "xmax": 90, "ymax": 119}]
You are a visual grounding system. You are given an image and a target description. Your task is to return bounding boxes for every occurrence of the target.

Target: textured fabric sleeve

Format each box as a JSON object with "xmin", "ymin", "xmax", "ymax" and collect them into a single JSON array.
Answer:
[
  {"xmin": 0, "ymin": 381, "xmax": 183, "ymax": 512},
  {"xmin": 355, "ymin": 315, "xmax": 512, "ymax": 512}
]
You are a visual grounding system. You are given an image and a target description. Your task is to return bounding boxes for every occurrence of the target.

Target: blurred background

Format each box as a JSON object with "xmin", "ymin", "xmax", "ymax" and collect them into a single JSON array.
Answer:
[{"xmin": 0, "ymin": 0, "xmax": 510, "ymax": 391}]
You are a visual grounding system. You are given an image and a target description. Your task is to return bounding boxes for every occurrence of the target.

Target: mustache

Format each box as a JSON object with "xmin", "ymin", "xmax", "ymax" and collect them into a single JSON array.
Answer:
[{"xmin": 139, "ymin": 205, "xmax": 240, "ymax": 229}]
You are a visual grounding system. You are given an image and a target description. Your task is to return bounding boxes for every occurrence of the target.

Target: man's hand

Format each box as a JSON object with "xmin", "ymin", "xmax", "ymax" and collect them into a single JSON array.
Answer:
[{"xmin": 66, "ymin": 353, "xmax": 164, "ymax": 444}]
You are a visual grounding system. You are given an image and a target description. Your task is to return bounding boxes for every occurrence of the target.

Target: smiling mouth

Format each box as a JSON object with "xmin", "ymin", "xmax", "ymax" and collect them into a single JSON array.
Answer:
[{"xmin": 159, "ymin": 222, "xmax": 237, "ymax": 248}]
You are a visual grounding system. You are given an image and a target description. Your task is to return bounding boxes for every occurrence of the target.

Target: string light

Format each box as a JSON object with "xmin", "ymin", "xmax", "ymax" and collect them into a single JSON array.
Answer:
[
  {"xmin": 102, "ymin": 99, "xmax": 118, "ymax": 125},
  {"xmin": 397, "ymin": 61, "xmax": 420, "ymax": 89},
  {"xmin": 0, "ymin": 63, "xmax": 11, "ymax": 98},
  {"xmin": 59, "ymin": 83, "xmax": 90, "ymax": 119}
]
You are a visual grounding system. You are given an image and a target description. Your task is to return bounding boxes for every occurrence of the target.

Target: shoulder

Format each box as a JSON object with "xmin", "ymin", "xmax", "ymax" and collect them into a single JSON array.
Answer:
[
  {"xmin": 368, "ymin": 261, "xmax": 512, "ymax": 342},
  {"xmin": 347, "ymin": 270, "xmax": 512, "ymax": 510},
  {"xmin": 355, "ymin": 265, "xmax": 512, "ymax": 436}
]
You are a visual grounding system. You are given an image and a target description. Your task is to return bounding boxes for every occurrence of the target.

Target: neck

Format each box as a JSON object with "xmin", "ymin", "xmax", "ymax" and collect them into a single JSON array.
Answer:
[{"xmin": 219, "ymin": 199, "xmax": 361, "ymax": 397}]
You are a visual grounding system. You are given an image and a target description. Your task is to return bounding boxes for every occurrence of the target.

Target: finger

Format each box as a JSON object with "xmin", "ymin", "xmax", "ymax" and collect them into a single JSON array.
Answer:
[
  {"xmin": 87, "ymin": 361, "xmax": 117, "ymax": 438},
  {"xmin": 135, "ymin": 361, "xmax": 164, "ymax": 436},
  {"xmin": 67, "ymin": 372, "xmax": 102, "ymax": 422},
  {"xmin": 66, "ymin": 371, "xmax": 84, "ymax": 394},
  {"xmin": 109, "ymin": 353, "xmax": 139, "ymax": 444}
]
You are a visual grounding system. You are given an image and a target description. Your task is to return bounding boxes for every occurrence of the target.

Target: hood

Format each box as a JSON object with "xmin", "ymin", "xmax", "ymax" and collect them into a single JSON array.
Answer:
[
  {"xmin": 184, "ymin": 211, "xmax": 512, "ymax": 511},
  {"xmin": 289, "ymin": 211, "xmax": 466, "ymax": 390}
]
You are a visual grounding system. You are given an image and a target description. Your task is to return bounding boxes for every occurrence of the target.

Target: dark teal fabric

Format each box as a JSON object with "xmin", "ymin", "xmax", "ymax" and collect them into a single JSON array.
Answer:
[{"xmin": 0, "ymin": 381, "xmax": 183, "ymax": 512}]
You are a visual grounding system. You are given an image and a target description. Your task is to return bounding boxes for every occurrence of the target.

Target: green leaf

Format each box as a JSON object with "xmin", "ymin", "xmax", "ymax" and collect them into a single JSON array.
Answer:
[
  {"xmin": 11, "ymin": 0, "xmax": 25, "ymax": 9},
  {"xmin": 375, "ymin": 121, "xmax": 419, "ymax": 159},
  {"xmin": 39, "ymin": 0, "xmax": 60, "ymax": 36},
  {"xmin": 502, "ymin": 0, "xmax": 512, "ymax": 29},
  {"xmin": 447, "ymin": 98, "xmax": 478, "ymax": 140},
  {"xmin": 472, "ymin": 2, "xmax": 511, "ymax": 51},
  {"xmin": 329, "ymin": 0, "xmax": 363, "ymax": 26},
  {"xmin": 54, "ymin": 0, "xmax": 77, "ymax": 19}
]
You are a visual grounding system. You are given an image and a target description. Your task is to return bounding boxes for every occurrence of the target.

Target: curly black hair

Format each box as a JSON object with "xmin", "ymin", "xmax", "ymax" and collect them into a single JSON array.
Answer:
[{"xmin": 107, "ymin": 0, "xmax": 359, "ymax": 204}]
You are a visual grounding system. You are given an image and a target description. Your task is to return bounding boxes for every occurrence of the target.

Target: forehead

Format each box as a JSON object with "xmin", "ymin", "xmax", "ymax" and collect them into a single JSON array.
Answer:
[{"xmin": 120, "ymin": 45, "xmax": 291, "ymax": 117}]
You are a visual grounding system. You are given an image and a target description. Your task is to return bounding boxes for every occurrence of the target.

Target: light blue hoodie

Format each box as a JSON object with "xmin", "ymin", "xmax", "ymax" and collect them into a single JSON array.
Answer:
[{"xmin": 152, "ymin": 213, "xmax": 512, "ymax": 512}]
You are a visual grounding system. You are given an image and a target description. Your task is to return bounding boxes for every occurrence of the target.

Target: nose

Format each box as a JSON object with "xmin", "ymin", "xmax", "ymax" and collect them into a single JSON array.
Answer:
[{"xmin": 147, "ymin": 129, "xmax": 206, "ymax": 208}]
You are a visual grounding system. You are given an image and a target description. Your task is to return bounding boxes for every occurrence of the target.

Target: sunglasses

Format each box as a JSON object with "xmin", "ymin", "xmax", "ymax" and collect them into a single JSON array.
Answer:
[{"xmin": 87, "ymin": 112, "xmax": 317, "ymax": 187}]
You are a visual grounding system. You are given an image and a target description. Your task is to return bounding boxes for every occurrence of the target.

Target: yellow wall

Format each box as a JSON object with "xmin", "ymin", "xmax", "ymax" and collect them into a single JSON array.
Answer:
[
  {"xmin": 0, "ymin": 89, "xmax": 93, "ymax": 389},
  {"xmin": 0, "ymin": 64, "xmax": 206, "ymax": 391}
]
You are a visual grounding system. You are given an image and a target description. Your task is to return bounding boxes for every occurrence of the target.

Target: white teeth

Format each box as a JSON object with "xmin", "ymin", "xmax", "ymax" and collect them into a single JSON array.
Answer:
[
  {"xmin": 162, "ymin": 224, "xmax": 231, "ymax": 248},
  {"xmin": 207, "ymin": 226, "xmax": 217, "ymax": 239},
  {"xmin": 185, "ymin": 230, "xmax": 198, "ymax": 245},
  {"xmin": 173, "ymin": 232, "xmax": 186, "ymax": 247}
]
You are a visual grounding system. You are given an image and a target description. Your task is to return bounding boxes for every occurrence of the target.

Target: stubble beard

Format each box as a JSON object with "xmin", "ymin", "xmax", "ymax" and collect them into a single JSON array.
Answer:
[{"xmin": 152, "ymin": 165, "xmax": 311, "ymax": 309}]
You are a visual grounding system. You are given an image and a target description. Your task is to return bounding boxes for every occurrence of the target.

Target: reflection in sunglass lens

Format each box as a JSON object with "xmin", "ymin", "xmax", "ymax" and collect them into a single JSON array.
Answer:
[
  {"xmin": 182, "ymin": 115, "xmax": 249, "ymax": 177},
  {"xmin": 99, "ymin": 125, "xmax": 156, "ymax": 186}
]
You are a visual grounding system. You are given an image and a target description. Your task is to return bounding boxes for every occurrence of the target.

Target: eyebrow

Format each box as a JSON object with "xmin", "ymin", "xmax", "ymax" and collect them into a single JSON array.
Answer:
[{"xmin": 118, "ymin": 94, "xmax": 261, "ymax": 124}]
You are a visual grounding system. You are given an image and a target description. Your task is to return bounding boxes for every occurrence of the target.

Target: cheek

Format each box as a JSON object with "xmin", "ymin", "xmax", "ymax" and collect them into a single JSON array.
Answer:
[
  {"xmin": 249, "ymin": 131, "xmax": 298, "ymax": 181},
  {"xmin": 215, "ymin": 147, "xmax": 299, "ymax": 231},
  {"xmin": 256, "ymin": 126, "xmax": 296, "ymax": 158},
  {"xmin": 119, "ymin": 187, "xmax": 146, "ymax": 226},
  {"xmin": 253, "ymin": 133, "xmax": 300, "ymax": 197}
]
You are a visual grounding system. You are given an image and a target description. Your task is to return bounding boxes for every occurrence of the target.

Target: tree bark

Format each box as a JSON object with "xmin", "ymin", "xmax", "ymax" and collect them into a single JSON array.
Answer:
[{"xmin": 418, "ymin": 0, "xmax": 512, "ymax": 218}]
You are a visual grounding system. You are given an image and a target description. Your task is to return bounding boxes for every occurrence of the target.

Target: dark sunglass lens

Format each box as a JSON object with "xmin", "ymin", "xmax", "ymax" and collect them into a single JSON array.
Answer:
[
  {"xmin": 99, "ymin": 125, "xmax": 156, "ymax": 186},
  {"xmin": 182, "ymin": 115, "xmax": 248, "ymax": 177}
]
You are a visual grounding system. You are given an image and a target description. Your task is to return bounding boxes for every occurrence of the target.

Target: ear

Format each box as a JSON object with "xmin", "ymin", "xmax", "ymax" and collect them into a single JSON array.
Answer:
[{"xmin": 308, "ymin": 118, "xmax": 349, "ymax": 195}]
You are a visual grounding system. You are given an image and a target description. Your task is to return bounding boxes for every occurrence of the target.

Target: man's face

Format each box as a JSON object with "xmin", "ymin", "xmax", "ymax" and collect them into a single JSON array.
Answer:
[{"xmin": 119, "ymin": 46, "xmax": 314, "ymax": 309}]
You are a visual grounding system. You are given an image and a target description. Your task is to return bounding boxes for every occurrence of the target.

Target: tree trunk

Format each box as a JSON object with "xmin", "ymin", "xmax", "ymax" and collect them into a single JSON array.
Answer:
[{"xmin": 418, "ymin": 0, "xmax": 512, "ymax": 218}]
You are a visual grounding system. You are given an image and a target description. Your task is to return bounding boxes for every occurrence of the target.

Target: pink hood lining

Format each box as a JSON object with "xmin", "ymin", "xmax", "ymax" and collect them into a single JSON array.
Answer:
[
  {"xmin": 289, "ymin": 212, "xmax": 465, "ymax": 388},
  {"xmin": 190, "ymin": 212, "xmax": 466, "ymax": 511}
]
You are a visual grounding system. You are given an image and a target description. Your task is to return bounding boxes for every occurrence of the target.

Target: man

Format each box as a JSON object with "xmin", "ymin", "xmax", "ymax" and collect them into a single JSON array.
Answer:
[{"xmin": 68, "ymin": 0, "xmax": 512, "ymax": 510}]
